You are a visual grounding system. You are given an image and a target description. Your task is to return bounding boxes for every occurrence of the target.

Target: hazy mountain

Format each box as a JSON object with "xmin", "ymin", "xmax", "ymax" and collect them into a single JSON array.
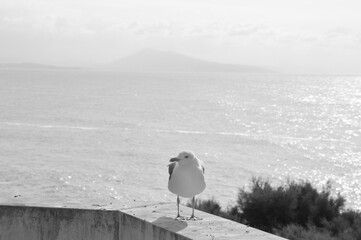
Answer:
[
  {"xmin": 0, "ymin": 62, "xmax": 80, "ymax": 70},
  {"xmin": 101, "ymin": 49, "xmax": 273, "ymax": 73}
]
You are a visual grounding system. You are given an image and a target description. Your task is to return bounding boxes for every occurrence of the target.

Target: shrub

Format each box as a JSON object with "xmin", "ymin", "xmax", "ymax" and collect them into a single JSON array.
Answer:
[
  {"xmin": 224, "ymin": 205, "xmax": 243, "ymax": 223},
  {"xmin": 187, "ymin": 197, "xmax": 222, "ymax": 216},
  {"xmin": 288, "ymin": 180, "xmax": 345, "ymax": 227},
  {"xmin": 186, "ymin": 197, "xmax": 243, "ymax": 222},
  {"xmin": 237, "ymin": 177, "xmax": 297, "ymax": 231},
  {"xmin": 274, "ymin": 224, "xmax": 338, "ymax": 240},
  {"xmin": 324, "ymin": 210, "xmax": 361, "ymax": 240},
  {"xmin": 237, "ymin": 177, "xmax": 345, "ymax": 231},
  {"xmin": 191, "ymin": 177, "xmax": 360, "ymax": 240}
]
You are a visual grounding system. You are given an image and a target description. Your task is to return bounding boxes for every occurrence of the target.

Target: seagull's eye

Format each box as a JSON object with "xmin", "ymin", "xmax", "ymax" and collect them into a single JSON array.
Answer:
[{"xmin": 185, "ymin": 155, "xmax": 189, "ymax": 158}]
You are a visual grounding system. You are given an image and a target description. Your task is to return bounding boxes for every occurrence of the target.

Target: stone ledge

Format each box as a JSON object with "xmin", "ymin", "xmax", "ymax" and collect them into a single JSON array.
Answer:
[{"xmin": 0, "ymin": 204, "xmax": 286, "ymax": 240}]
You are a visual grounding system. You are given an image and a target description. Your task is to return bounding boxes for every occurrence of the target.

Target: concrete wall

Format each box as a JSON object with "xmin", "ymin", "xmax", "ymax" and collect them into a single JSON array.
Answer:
[{"xmin": 0, "ymin": 204, "xmax": 286, "ymax": 240}]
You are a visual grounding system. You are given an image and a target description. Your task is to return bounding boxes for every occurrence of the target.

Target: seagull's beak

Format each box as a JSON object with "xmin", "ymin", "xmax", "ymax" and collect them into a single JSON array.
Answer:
[{"xmin": 169, "ymin": 157, "xmax": 180, "ymax": 162}]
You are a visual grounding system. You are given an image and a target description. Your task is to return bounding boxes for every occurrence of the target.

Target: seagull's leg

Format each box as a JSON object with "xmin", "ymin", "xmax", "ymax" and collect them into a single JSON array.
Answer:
[
  {"xmin": 187, "ymin": 196, "xmax": 203, "ymax": 221},
  {"xmin": 177, "ymin": 195, "xmax": 180, "ymax": 217},
  {"xmin": 175, "ymin": 195, "xmax": 185, "ymax": 220}
]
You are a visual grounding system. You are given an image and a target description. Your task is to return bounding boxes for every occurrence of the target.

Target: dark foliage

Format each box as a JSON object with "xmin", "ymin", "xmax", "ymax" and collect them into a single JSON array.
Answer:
[
  {"xmin": 191, "ymin": 177, "xmax": 361, "ymax": 240},
  {"xmin": 274, "ymin": 224, "xmax": 338, "ymax": 240},
  {"xmin": 187, "ymin": 197, "xmax": 222, "ymax": 216},
  {"xmin": 237, "ymin": 178, "xmax": 345, "ymax": 231},
  {"xmin": 322, "ymin": 210, "xmax": 361, "ymax": 240},
  {"xmin": 237, "ymin": 178, "xmax": 297, "ymax": 231}
]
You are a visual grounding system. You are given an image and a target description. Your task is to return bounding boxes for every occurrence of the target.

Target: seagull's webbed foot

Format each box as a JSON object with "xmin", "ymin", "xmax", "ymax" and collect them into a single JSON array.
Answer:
[
  {"xmin": 187, "ymin": 215, "xmax": 203, "ymax": 221},
  {"xmin": 187, "ymin": 196, "xmax": 203, "ymax": 221},
  {"xmin": 175, "ymin": 215, "xmax": 186, "ymax": 221}
]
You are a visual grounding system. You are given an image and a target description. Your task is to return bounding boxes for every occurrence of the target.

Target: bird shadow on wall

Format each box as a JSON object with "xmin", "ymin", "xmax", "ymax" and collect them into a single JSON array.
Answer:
[{"xmin": 152, "ymin": 216, "xmax": 188, "ymax": 232}]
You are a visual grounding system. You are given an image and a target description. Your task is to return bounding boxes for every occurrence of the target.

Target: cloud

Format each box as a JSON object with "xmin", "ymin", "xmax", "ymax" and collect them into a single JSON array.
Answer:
[
  {"xmin": 227, "ymin": 24, "xmax": 265, "ymax": 37},
  {"xmin": 104, "ymin": 21, "xmax": 272, "ymax": 40},
  {"xmin": 0, "ymin": 17, "xmax": 30, "ymax": 31},
  {"xmin": 2, "ymin": 12, "xmax": 360, "ymax": 50},
  {"xmin": 0, "ymin": 14, "xmax": 95, "ymax": 37},
  {"xmin": 1, "ymin": 0, "xmax": 360, "ymax": 49},
  {"xmin": 323, "ymin": 27, "xmax": 361, "ymax": 47}
]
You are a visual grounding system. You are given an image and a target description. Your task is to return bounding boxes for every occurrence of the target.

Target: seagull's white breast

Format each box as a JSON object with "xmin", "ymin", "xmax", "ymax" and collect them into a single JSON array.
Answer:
[{"xmin": 168, "ymin": 163, "xmax": 206, "ymax": 198}]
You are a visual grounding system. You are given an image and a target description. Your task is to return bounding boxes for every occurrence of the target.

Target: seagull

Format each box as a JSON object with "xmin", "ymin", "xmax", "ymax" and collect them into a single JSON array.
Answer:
[{"xmin": 168, "ymin": 151, "xmax": 206, "ymax": 220}]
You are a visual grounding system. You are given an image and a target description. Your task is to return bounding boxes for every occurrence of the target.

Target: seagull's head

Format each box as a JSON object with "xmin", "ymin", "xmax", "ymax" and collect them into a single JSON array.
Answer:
[{"xmin": 170, "ymin": 151, "xmax": 198, "ymax": 166}]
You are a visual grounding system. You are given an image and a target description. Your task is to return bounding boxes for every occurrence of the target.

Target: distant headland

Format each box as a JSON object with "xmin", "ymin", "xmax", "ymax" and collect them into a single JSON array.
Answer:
[
  {"xmin": 99, "ymin": 49, "xmax": 274, "ymax": 73},
  {"xmin": 1, "ymin": 49, "xmax": 274, "ymax": 73},
  {"xmin": 0, "ymin": 62, "xmax": 80, "ymax": 70}
]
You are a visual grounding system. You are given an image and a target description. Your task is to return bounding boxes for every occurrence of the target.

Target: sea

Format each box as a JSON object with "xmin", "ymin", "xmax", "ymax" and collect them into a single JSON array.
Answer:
[{"xmin": 0, "ymin": 70, "xmax": 360, "ymax": 210}]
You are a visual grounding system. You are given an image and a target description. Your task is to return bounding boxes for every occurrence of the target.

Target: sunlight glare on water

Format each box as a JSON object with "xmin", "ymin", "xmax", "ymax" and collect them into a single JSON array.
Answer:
[{"xmin": 0, "ymin": 71, "xmax": 360, "ymax": 210}]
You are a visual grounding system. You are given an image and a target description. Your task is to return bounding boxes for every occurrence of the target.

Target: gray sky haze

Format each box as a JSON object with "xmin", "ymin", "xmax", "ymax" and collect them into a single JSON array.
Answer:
[{"xmin": 1, "ymin": 0, "xmax": 361, "ymax": 74}]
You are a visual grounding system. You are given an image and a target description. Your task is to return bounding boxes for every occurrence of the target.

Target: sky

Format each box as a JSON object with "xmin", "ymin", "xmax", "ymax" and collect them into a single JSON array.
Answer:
[{"xmin": 1, "ymin": 0, "xmax": 361, "ymax": 74}]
